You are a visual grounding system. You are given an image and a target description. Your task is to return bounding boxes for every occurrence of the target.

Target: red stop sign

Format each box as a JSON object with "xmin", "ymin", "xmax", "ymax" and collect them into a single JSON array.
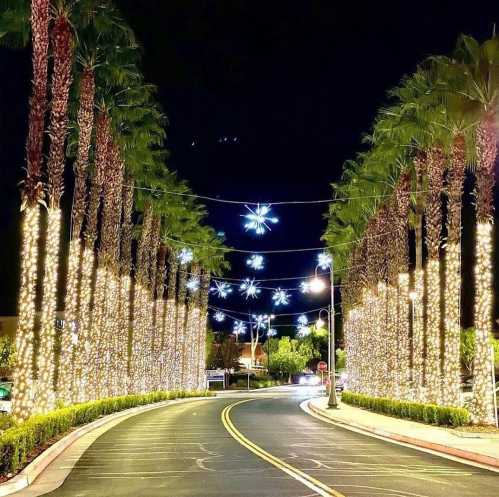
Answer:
[{"xmin": 317, "ymin": 361, "xmax": 327, "ymax": 372}]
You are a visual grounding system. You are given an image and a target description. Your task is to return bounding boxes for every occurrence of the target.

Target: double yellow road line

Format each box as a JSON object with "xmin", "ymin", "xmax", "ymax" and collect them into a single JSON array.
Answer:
[{"xmin": 221, "ymin": 399, "xmax": 345, "ymax": 497}]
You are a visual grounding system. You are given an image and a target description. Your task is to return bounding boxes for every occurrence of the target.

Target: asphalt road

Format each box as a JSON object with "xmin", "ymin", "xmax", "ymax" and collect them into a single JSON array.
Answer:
[{"xmin": 42, "ymin": 386, "xmax": 498, "ymax": 497}]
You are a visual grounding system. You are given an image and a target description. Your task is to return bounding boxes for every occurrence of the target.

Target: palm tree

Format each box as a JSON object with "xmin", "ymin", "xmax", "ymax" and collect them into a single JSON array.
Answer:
[
  {"xmin": 37, "ymin": 4, "xmax": 74, "ymax": 413},
  {"xmin": 450, "ymin": 35, "xmax": 498, "ymax": 424},
  {"xmin": 3, "ymin": 0, "xmax": 51, "ymax": 421}
]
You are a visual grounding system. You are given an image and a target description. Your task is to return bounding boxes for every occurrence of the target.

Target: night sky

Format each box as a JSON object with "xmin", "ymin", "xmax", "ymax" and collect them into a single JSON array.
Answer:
[{"xmin": 1, "ymin": 2, "xmax": 498, "ymax": 334}]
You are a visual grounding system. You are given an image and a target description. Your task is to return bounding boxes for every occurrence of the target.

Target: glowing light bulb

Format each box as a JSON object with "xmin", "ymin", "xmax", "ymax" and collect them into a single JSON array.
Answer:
[{"xmin": 310, "ymin": 277, "xmax": 326, "ymax": 294}]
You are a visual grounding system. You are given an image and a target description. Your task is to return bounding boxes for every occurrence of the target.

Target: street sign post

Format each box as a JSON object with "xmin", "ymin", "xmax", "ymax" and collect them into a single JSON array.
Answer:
[
  {"xmin": 317, "ymin": 361, "xmax": 327, "ymax": 387},
  {"xmin": 206, "ymin": 369, "xmax": 226, "ymax": 389}
]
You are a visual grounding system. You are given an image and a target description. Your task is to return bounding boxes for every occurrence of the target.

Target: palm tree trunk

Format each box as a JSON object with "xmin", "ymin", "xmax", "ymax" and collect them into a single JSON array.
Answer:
[
  {"xmin": 131, "ymin": 204, "xmax": 152, "ymax": 393},
  {"xmin": 58, "ymin": 66, "xmax": 95, "ymax": 404},
  {"xmin": 12, "ymin": 0, "xmax": 50, "ymax": 420},
  {"xmin": 163, "ymin": 250, "xmax": 178, "ymax": 390},
  {"xmin": 395, "ymin": 174, "xmax": 411, "ymax": 400},
  {"xmin": 85, "ymin": 111, "xmax": 110, "ymax": 401},
  {"xmin": 145, "ymin": 216, "xmax": 161, "ymax": 392},
  {"xmin": 196, "ymin": 270, "xmax": 211, "ymax": 389},
  {"xmin": 175, "ymin": 264, "xmax": 188, "ymax": 390},
  {"xmin": 472, "ymin": 114, "xmax": 497, "ymax": 425},
  {"xmin": 424, "ymin": 147, "xmax": 445, "ymax": 405},
  {"xmin": 184, "ymin": 264, "xmax": 200, "ymax": 390},
  {"xmin": 442, "ymin": 134, "xmax": 466, "ymax": 407},
  {"xmin": 153, "ymin": 244, "xmax": 167, "ymax": 391},
  {"xmin": 37, "ymin": 12, "xmax": 73, "ymax": 413},
  {"xmin": 412, "ymin": 153, "xmax": 426, "ymax": 401},
  {"xmin": 117, "ymin": 177, "xmax": 134, "ymax": 396},
  {"xmin": 100, "ymin": 141, "xmax": 124, "ymax": 397}
]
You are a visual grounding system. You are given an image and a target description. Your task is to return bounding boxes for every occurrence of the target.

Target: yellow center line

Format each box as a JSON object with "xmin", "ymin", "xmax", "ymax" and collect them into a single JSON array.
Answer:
[{"xmin": 221, "ymin": 398, "xmax": 346, "ymax": 497}]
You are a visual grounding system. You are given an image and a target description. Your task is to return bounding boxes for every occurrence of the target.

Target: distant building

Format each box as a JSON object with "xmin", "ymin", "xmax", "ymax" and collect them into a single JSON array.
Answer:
[{"xmin": 239, "ymin": 342, "xmax": 267, "ymax": 370}]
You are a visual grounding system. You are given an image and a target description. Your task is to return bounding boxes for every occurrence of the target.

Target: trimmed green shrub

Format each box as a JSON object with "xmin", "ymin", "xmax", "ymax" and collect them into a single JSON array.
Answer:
[
  {"xmin": 341, "ymin": 391, "xmax": 470, "ymax": 427},
  {"xmin": 0, "ymin": 390, "xmax": 212, "ymax": 476}
]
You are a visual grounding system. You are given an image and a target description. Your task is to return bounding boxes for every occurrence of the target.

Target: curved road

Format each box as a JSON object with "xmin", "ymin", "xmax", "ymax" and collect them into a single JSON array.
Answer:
[{"xmin": 29, "ymin": 386, "xmax": 498, "ymax": 497}]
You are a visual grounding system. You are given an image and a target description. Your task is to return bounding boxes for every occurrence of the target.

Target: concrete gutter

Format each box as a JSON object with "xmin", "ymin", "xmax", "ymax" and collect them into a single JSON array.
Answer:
[
  {"xmin": 0, "ymin": 397, "xmax": 213, "ymax": 496},
  {"xmin": 306, "ymin": 398, "xmax": 499, "ymax": 472}
]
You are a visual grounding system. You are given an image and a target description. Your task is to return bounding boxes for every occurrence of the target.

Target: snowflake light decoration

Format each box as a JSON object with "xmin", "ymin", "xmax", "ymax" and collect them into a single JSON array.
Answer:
[
  {"xmin": 252, "ymin": 314, "xmax": 268, "ymax": 330},
  {"xmin": 297, "ymin": 314, "xmax": 308, "ymax": 327},
  {"xmin": 296, "ymin": 326, "xmax": 311, "ymax": 338},
  {"xmin": 317, "ymin": 252, "xmax": 332, "ymax": 270},
  {"xmin": 210, "ymin": 281, "xmax": 233, "ymax": 299},
  {"xmin": 233, "ymin": 320, "xmax": 247, "ymax": 336},
  {"xmin": 246, "ymin": 254, "xmax": 265, "ymax": 271},
  {"xmin": 186, "ymin": 277, "xmax": 200, "ymax": 292},
  {"xmin": 213, "ymin": 311, "xmax": 226, "ymax": 322},
  {"xmin": 272, "ymin": 288, "xmax": 290, "ymax": 306},
  {"xmin": 242, "ymin": 204, "xmax": 278, "ymax": 235},
  {"xmin": 296, "ymin": 314, "xmax": 310, "ymax": 337},
  {"xmin": 239, "ymin": 278, "xmax": 261, "ymax": 299},
  {"xmin": 178, "ymin": 248, "xmax": 194, "ymax": 265},
  {"xmin": 300, "ymin": 281, "xmax": 311, "ymax": 294}
]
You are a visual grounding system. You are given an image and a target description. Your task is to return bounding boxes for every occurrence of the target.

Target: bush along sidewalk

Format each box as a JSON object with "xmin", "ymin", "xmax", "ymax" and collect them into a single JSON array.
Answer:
[
  {"xmin": 341, "ymin": 391, "xmax": 471, "ymax": 427},
  {"xmin": 0, "ymin": 390, "xmax": 213, "ymax": 477}
]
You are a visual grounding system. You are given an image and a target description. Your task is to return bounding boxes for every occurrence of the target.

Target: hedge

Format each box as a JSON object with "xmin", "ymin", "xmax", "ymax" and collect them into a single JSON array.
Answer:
[
  {"xmin": 0, "ymin": 390, "xmax": 212, "ymax": 476},
  {"xmin": 341, "ymin": 391, "xmax": 470, "ymax": 427}
]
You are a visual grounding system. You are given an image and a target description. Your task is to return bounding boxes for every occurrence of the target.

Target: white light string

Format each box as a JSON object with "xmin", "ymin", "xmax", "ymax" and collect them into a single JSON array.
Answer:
[
  {"xmin": 132, "ymin": 184, "xmax": 429, "ymax": 206},
  {"xmin": 163, "ymin": 230, "xmax": 391, "ymax": 255}
]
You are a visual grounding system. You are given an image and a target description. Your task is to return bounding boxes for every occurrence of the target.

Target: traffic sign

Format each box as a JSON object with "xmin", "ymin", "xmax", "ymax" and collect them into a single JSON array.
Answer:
[{"xmin": 317, "ymin": 361, "xmax": 327, "ymax": 372}]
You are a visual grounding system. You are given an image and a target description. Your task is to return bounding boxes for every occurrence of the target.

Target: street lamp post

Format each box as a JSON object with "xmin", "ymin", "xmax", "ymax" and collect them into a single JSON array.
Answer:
[
  {"xmin": 311, "ymin": 257, "xmax": 338, "ymax": 408},
  {"xmin": 327, "ymin": 260, "xmax": 338, "ymax": 408}
]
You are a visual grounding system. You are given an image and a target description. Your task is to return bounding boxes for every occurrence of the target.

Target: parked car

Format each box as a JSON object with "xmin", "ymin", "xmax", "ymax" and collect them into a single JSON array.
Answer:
[{"xmin": 0, "ymin": 382, "xmax": 12, "ymax": 414}]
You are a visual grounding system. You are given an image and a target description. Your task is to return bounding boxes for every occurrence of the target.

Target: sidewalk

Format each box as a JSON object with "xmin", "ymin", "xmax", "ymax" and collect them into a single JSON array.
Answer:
[{"xmin": 307, "ymin": 396, "xmax": 499, "ymax": 470}]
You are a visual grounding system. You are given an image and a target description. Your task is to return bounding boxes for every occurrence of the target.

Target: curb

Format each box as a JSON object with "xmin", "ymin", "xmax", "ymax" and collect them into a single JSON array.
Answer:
[
  {"xmin": 307, "ymin": 399, "xmax": 499, "ymax": 471},
  {"xmin": 0, "ymin": 396, "xmax": 212, "ymax": 496}
]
